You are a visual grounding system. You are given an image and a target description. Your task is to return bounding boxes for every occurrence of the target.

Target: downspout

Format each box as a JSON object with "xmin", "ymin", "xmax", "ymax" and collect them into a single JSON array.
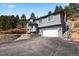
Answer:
[{"xmin": 64, "ymin": 12, "xmax": 69, "ymax": 40}]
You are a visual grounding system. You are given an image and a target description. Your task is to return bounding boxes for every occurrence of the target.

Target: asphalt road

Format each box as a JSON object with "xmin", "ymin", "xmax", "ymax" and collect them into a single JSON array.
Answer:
[{"xmin": 0, "ymin": 37, "xmax": 79, "ymax": 56}]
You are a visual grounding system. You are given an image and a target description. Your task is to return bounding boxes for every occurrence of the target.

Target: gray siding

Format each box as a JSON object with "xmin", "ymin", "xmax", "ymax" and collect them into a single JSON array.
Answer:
[{"xmin": 35, "ymin": 14, "xmax": 61, "ymax": 28}]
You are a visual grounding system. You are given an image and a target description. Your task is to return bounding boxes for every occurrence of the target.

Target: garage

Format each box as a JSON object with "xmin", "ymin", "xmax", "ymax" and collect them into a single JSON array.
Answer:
[{"xmin": 42, "ymin": 29, "xmax": 59, "ymax": 37}]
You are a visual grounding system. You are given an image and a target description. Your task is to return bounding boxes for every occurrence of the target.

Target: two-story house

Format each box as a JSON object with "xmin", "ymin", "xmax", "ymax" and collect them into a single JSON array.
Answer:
[{"xmin": 27, "ymin": 11, "xmax": 66, "ymax": 37}]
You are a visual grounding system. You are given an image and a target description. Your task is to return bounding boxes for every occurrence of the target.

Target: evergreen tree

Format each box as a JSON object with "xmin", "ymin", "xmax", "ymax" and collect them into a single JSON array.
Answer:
[
  {"xmin": 10, "ymin": 15, "xmax": 17, "ymax": 28},
  {"xmin": 16, "ymin": 14, "xmax": 19, "ymax": 21},
  {"xmin": 30, "ymin": 13, "xmax": 36, "ymax": 19},
  {"xmin": 21, "ymin": 14, "xmax": 26, "ymax": 21},
  {"xmin": 59, "ymin": 6, "xmax": 63, "ymax": 11},
  {"xmin": 0, "ymin": 15, "xmax": 11, "ymax": 30},
  {"xmin": 64, "ymin": 6, "xmax": 73, "ymax": 17},
  {"xmin": 48, "ymin": 11, "xmax": 52, "ymax": 15},
  {"xmin": 54, "ymin": 6, "xmax": 63, "ymax": 13},
  {"xmin": 20, "ymin": 14, "xmax": 27, "ymax": 27},
  {"xmin": 54, "ymin": 6, "xmax": 59, "ymax": 13}
]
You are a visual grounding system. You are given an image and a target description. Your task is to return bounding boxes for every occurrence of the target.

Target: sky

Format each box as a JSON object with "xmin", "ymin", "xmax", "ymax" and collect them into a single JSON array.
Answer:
[{"xmin": 0, "ymin": 3, "xmax": 68, "ymax": 19}]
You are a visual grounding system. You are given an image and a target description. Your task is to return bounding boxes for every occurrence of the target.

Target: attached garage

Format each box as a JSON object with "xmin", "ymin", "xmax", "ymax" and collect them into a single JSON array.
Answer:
[
  {"xmin": 42, "ymin": 29, "xmax": 59, "ymax": 37},
  {"xmin": 39, "ymin": 26, "xmax": 63, "ymax": 37}
]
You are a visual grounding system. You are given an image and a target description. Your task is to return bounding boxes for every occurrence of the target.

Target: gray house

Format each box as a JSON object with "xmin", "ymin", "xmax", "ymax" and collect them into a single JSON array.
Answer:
[{"xmin": 27, "ymin": 12, "xmax": 66, "ymax": 37}]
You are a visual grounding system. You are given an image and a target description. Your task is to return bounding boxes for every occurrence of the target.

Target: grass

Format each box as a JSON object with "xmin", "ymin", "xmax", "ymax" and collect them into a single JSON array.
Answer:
[{"xmin": 0, "ymin": 28, "xmax": 27, "ymax": 34}]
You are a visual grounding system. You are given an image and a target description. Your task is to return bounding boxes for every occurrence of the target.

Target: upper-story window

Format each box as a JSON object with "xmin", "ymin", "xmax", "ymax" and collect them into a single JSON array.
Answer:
[
  {"xmin": 48, "ymin": 15, "xmax": 54, "ymax": 22},
  {"xmin": 48, "ymin": 16, "xmax": 51, "ymax": 21},
  {"xmin": 39, "ymin": 19, "xmax": 42, "ymax": 23},
  {"xmin": 53, "ymin": 15, "xmax": 56, "ymax": 20}
]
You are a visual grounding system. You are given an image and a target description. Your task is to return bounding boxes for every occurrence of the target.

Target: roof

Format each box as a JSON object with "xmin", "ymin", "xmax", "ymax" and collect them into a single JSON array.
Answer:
[
  {"xmin": 28, "ymin": 11, "xmax": 64, "ymax": 21},
  {"xmin": 35, "ymin": 11, "xmax": 64, "ymax": 20}
]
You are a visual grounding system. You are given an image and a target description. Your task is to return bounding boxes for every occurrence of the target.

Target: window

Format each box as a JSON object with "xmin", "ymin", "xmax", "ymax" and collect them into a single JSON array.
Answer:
[
  {"xmin": 48, "ymin": 16, "xmax": 50, "ymax": 21},
  {"xmin": 53, "ymin": 15, "xmax": 56, "ymax": 20},
  {"xmin": 39, "ymin": 19, "xmax": 42, "ymax": 23},
  {"xmin": 48, "ymin": 15, "xmax": 54, "ymax": 21}
]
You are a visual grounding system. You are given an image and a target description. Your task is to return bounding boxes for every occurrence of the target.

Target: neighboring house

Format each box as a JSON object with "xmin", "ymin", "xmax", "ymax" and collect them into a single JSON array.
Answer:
[{"xmin": 27, "ymin": 12, "xmax": 66, "ymax": 37}]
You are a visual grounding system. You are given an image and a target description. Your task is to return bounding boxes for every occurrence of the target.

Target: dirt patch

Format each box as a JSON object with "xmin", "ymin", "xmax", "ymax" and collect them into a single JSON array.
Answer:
[
  {"xmin": 0, "ymin": 34, "xmax": 21, "ymax": 44},
  {"xmin": 0, "ymin": 28, "xmax": 26, "ymax": 34}
]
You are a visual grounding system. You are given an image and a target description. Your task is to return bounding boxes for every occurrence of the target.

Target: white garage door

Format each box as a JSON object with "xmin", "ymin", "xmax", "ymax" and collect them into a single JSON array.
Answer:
[{"xmin": 42, "ymin": 29, "xmax": 59, "ymax": 37}]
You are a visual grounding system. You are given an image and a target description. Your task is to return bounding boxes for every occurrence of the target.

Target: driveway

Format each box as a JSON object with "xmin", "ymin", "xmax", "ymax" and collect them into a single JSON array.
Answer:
[{"xmin": 0, "ymin": 37, "xmax": 79, "ymax": 56}]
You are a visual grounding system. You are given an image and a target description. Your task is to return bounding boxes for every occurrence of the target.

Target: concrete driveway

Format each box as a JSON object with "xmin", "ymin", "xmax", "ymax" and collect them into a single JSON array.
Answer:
[{"xmin": 0, "ymin": 37, "xmax": 79, "ymax": 56}]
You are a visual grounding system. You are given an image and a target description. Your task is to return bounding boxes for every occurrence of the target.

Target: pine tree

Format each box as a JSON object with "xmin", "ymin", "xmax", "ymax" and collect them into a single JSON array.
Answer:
[
  {"xmin": 54, "ymin": 6, "xmax": 59, "ymax": 13},
  {"xmin": 21, "ymin": 14, "xmax": 26, "ymax": 21},
  {"xmin": 48, "ymin": 11, "xmax": 52, "ymax": 15},
  {"xmin": 20, "ymin": 14, "xmax": 27, "ymax": 28},
  {"xmin": 64, "ymin": 6, "xmax": 73, "ymax": 17},
  {"xmin": 30, "ymin": 13, "xmax": 36, "ymax": 19},
  {"xmin": 54, "ymin": 6, "xmax": 63, "ymax": 13}
]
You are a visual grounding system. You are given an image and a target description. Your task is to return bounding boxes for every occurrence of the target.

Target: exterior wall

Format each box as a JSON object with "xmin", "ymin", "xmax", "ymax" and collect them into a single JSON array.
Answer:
[
  {"xmin": 27, "ymin": 25, "xmax": 37, "ymax": 33},
  {"xmin": 39, "ymin": 26, "xmax": 62, "ymax": 37},
  {"xmin": 27, "ymin": 26, "xmax": 32, "ymax": 33},
  {"xmin": 27, "ymin": 18, "xmax": 37, "ymax": 33},
  {"xmin": 29, "ymin": 19, "xmax": 33, "ymax": 22},
  {"xmin": 32, "ymin": 26, "xmax": 37, "ymax": 32},
  {"xmin": 35, "ymin": 14, "xmax": 61, "ymax": 28}
]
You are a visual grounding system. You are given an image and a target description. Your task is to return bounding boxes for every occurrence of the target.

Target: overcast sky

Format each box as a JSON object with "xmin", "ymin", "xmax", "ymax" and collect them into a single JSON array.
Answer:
[{"xmin": 0, "ymin": 3, "xmax": 68, "ymax": 19}]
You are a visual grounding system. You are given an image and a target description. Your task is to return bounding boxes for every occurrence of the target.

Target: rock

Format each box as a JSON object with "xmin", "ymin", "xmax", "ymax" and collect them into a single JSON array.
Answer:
[{"xmin": 15, "ymin": 34, "xmax": 31, "ymax": 41}]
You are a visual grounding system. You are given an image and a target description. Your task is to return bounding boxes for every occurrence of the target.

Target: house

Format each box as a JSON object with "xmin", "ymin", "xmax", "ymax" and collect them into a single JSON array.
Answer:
[{"xmin": 27, "ymin": 12, "xmax": 66, "ymax": 37}]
